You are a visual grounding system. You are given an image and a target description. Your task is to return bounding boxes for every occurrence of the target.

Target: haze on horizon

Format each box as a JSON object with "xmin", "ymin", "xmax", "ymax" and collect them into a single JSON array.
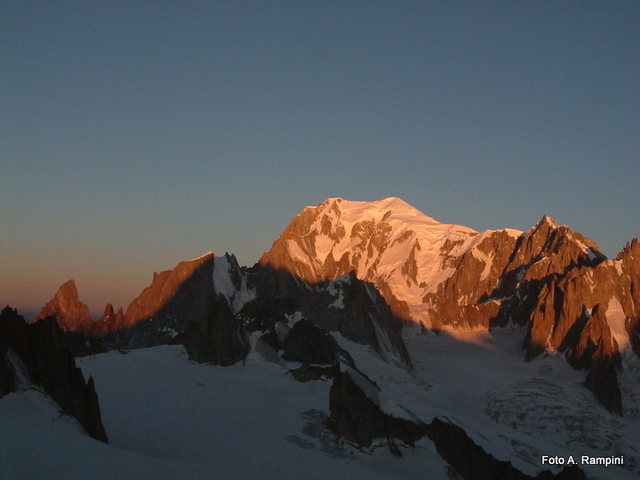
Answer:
[{"xmin": 1, "ymin": 1, "xmax": 638, "ymax": 317}]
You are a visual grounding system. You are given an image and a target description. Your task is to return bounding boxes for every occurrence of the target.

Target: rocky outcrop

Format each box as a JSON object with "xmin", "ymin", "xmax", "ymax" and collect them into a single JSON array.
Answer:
[
  {"xmin": 33, "ymin": 280, "xmax": 93, "ymax": 334},
  {"xmin": 233, "ymin": 266, "xmax": 412, "ymax": 367},
  {"xmin": 281, "ymin": 319, "xmax": 355, "ymax": 382},
  {"xmin": 281, "ymin": 319, "xmax": 344, "ymax": 365},
  {"xmin": 502, "ymin": 216, "xmax": 604, "ymax": 285},
  {"xmin": 0, "ymin": 308, "xmax": 17, "ymax": 396},
  {"xmin": 171, "ymin": 302, "xmax": 249, "ymax": 366},
  {"xmin": 328, "ymin": 368, "xmax": 429, "ymax": 453},
  {"xmin": 563, "ymin": 304, "xmax": 623, "ymax": 415},
  {"xmin": 0, "ymin": 306, "xmax": 108, "ymax": 443},
  {"xmin": 92, "ymin": 303, "xmax": 125, "ymax": 337},
  {"xmin": 238, "ymin": 297, "xmax": 297, "ymax": 336}
]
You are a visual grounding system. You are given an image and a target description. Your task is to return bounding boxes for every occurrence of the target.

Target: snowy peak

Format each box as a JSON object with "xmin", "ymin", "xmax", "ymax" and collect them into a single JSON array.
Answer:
[
  {"xmin": 260, "ymin": 197, "xmax": 519, "ymax": 327},
  {"xmin": 316, "ymin": 197, "xmax": 443, "ymax": 225}
]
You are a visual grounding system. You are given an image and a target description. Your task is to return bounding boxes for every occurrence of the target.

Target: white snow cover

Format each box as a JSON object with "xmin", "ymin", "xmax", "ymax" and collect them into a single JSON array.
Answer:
[
  {"xmin": 326, "ymin": 275, "xmax": 347, "ymax": 309},
  {"xmin": 2, "ymin": 329, "xmax": 638, "ymax": 480},
  {"xmin": 282, "ymin": 197, "xmax": 522, "ymax": 325},
  {"xmin": 213, "ymin": 254, "xmax": 255, "ymax": 314}
]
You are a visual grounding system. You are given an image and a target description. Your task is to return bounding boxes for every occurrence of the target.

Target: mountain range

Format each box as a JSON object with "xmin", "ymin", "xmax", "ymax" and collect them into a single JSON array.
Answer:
[{"xmin": 2, "ymin": 197, "xmax": 639, "ymax": 480}]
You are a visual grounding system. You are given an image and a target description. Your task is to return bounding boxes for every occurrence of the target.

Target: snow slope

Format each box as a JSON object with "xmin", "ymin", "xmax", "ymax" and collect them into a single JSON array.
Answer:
[
  {"xmin": 2, "ymin": 328, "xmax": 638, "ymax": 479},
  {"xmin": 0, "ymin": 345, "xmax": 446, "ymax": 479}
]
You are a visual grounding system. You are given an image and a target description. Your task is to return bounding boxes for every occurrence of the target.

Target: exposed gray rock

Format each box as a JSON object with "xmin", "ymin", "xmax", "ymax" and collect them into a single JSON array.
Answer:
[{"xmin": 171, "ymin": 302, "xmax": 249, "ymax": 366}]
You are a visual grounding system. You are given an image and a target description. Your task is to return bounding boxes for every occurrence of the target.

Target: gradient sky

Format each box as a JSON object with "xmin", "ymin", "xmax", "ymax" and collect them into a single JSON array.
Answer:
[{"xmin": 1, "ymin": 1, "xmax": 638, "ymax": 317}]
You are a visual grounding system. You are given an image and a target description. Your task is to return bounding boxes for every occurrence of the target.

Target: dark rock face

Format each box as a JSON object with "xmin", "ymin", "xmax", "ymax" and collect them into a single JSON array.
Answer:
[
  {"xmin": 282, "ymin": 319, "xmax": 343, "ymax": 365},
  {"xmin": 0, "ymin": 310, "xmax": 16, "ymax": 396},
  {"xmin": 289, "ymin": 363, "xmax": 340, "ymax": 382},
  {"xmin": 302, "ymin": 273, "xmax": 412, "ymax": 366},
  {"xmin": 0, "ymin": 354, "xmax": 13, "ymax": 397},
  {"xmin": 0, "ymin": 306, "xmax": 108, "ymax": 443},
  {"xmin": 109, "ymin": 254, "xmax": 216, "ymax": 349},
  {"xmin": 328, "ymin": 369, "xmax": 428, "ymax": 451},
  {"xmin": 237, "ymin": 266, "xmax": 412, "ymax": 367},
  {"xmin": 249, "ymin": 263, "xmax": 312, "ymax": 302},
  {"xmin": 566, "ymin": 304, "xmax": 623, "ymax": 416},
  {"xmin": 171, "ymin": 302, "xmax": 249, "ymax": 366},
  {"xmin": 238, "ymin": 296, "xmax": 297, "ymax": 342},
  {"xmin": 33, "ymin": 280, "xmax": 93, "ymax": 334},
  {"xmin": 426, "ymin": 417, "xmax": 586, "ymax": 480}
]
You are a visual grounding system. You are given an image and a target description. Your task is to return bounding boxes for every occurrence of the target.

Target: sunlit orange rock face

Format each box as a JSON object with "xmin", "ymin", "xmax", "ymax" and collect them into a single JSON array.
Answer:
[
  {"xmin": 525, "ymin": 241, "xmax": 637, "ymax": 358},
  {"xmin": 120, "ymin": 253, "xmax": 215, "ymax": 329},
  {"xmin": 519, "ymin": 239, "xmax": 639, "ymax": 416},
  {"xmin": 33, "ymin": 279, "xmax": 94, "ymax": 334},
  {"xmin": 92, "ymin": 303, "xmax": 125, "ymax": 337},
  {"xmin": 421, "ymin": 229, "xmax": 518, "ymax": 329}
]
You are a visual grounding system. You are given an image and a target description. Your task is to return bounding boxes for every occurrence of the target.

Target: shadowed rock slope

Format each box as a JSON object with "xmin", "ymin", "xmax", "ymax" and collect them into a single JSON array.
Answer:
[{"xmin": 1, "ymin": 306, "xmax": 108, "ymax": 443}]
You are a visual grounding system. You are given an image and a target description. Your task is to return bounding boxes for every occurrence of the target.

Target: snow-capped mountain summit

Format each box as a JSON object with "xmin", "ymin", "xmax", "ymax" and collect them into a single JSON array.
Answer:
[{"xmin": 260, "ymin": 197, "xmax": 522, "ymax": 327}]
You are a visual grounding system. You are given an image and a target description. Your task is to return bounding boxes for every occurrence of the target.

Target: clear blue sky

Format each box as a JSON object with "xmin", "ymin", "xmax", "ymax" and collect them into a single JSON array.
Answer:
[{"xmin": 1, "ymin": 1, "xmax": 638, "ymax": 316}]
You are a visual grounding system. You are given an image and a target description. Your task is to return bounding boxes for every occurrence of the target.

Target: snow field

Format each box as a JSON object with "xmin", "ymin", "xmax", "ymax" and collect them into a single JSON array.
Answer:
[{"xmin": 2, "ymin": 328, "xmax": 638, "ymax": 479}]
